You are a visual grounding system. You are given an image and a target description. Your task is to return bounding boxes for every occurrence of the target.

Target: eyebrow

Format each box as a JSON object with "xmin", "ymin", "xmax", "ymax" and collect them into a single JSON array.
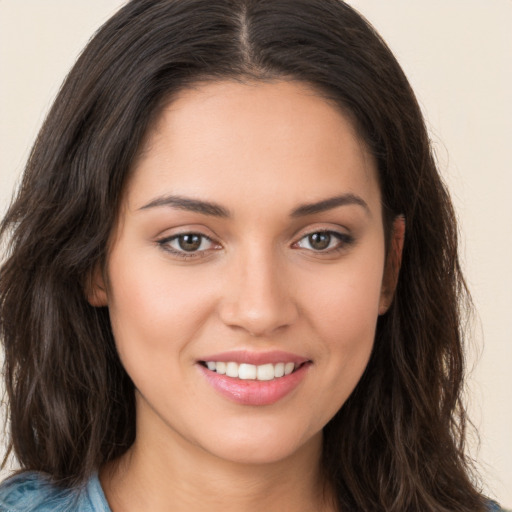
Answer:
[
  {"xmin": 290, "ymin": 194, "xmax": 370, "ymax": 217},
  {"xmin": 139, "ymin": 195, "xmax": 230, "ymax": 217},
  {"xmin": 139, "ymin": 192, "xmax": 370, "ymax": 218}
]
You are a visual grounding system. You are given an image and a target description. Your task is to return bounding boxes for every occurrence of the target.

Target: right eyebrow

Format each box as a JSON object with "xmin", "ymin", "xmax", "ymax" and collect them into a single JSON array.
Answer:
[{"xmin": 138, "ymin": 195, "xmax": 231, "ymax": 218}]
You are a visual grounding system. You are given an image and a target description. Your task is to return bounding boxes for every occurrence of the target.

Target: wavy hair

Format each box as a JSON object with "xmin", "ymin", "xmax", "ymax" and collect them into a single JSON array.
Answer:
[{"xmin": 1, "ymin": 0, "xmax": 486, "ymax": 510}]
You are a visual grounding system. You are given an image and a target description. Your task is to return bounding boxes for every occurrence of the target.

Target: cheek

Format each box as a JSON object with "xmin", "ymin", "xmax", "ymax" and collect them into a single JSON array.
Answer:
[
  {"xmin": 105, "ymin": 251, "xmax": 215, "ymax": 370},
  {"xmin": 304, "ymin": 251, "xmax": 385, "ymax": 338},
  {"xmin": 299, "ymin": 249, "xmax": 385, "ymax": 403}
]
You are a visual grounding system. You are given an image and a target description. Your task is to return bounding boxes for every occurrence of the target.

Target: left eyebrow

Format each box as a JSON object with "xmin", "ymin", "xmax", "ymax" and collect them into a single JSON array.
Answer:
[{"xmin": 290, "ymin": 193, "xmax": 371, "ymax": 218}]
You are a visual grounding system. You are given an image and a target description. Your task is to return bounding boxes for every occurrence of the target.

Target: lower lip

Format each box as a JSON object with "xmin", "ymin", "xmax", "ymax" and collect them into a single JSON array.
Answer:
[{"xmin": 198, "ymin": 363, "xmax": 311, "ymax": 406}]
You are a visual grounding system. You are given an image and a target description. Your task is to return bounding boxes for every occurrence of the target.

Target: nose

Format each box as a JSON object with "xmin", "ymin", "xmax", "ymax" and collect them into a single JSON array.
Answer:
[{"xmin": 218, "ymin": 246, "xmax": 299, "ymax": 337}]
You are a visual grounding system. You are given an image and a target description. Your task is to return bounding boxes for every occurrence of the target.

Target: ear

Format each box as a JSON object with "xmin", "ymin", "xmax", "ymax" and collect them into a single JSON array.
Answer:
[
  {"xmin": 379, "ymin": 215, "xmax": 405, "ymax": 315},
  {"xmin": 85, "ymin": 264, "xmax": 109, "ymax": 307}
]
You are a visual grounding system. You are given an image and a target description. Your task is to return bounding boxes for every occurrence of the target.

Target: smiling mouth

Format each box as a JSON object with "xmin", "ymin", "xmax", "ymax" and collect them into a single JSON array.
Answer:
[{"xmin": 199, "ymin": 361, "xmax": 308, "ymax": 381}]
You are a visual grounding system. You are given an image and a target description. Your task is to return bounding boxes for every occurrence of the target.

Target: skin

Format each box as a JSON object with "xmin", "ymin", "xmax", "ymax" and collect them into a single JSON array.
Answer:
[{"xmin": 89, "ymin": 80, "xmax": 404, "ymax": 512}]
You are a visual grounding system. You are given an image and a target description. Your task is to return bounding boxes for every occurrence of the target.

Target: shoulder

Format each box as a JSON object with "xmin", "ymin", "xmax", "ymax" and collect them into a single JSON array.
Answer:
[
  {"xmin": 0, "ymin": 472, "xmax": 73, "ymax": 512},
  {"xmin": 487, "ymin": 500, "xmax": 510, "ymax": 512},
  {"xmin": 0, "ymin": 471, "xmax": 110, "ymax": 512}
]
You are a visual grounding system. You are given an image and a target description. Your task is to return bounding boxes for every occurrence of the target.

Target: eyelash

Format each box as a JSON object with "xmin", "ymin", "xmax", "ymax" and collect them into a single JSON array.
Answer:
[
  {"xmin": 157, "ymin": 233, "xmax": 219, "ymax": 259},
  {"xmin": 156, "ymin": 230, "xmax": 354, "ymax": 259},
  {"xmin": 293, "ymin": 230, "xmax": 354, "ymax": 254}
]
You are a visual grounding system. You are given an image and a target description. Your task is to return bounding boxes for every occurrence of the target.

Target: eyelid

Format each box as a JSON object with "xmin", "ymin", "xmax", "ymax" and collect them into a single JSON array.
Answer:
[
  {"xmin": 156, "ymin": 231, "xmax": 222, "ymax": 259},
  {"xmin": 292, "ymin": 227, "xmax": 355, "ymax": 253}
]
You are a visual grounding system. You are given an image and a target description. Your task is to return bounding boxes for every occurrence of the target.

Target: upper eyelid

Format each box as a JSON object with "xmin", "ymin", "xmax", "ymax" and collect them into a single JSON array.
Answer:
[
  {"xmin": 158, "ymin": 232, "xmax": 213, "ymax": 242},
  {"xmin": 158, "ymin": 232, "xmax": 218, "ymax": 248},
  {"xmin": 292, "ymin": 225, "xmax": 350, "ymax": 241},
  {"xmin": 156, "ymin": 226, "xmax": 219, "ymax": 243}
]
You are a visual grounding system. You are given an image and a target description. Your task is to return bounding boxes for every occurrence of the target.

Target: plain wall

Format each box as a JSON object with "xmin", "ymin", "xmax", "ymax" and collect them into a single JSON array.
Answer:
[{"xmin": 1, "ymin": 0, "xmax": 511, "ymax": 507}]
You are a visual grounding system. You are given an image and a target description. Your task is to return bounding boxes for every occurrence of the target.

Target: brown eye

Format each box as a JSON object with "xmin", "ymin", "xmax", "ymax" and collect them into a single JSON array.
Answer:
[
  {"xmin": 295, "ymin": 230, "xmax": 354, "ymax": 253},
  {"xmin": 157, "ymin": 233, "xmax": 219, "ymax": 257},
  {"xmin": 178, "ymin": 234, "xmax": 202, "ymax": 252},
  {"xmin": 308, "ymin": 232, "xmax": 331, "ymax": 251}
]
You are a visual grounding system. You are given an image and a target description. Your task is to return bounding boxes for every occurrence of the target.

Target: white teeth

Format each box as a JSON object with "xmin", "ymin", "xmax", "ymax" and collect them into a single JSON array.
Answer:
[
  {"xmin": 274, "ymin": 362, "xmax": 285, "ymax": 378},
  {"xmin": 226, "ymin": 362, "xmax": 238, "ymax": 378},
  {"xmin": 257, "ymin": 363, "xmax": 274, "ymax": 381},
  {"xmin": 284, "ymin": 362, "xmax": 295, "ymax": 375},
  {"xmin": 204, "ymin": 361, "xmax": 301, "ymax": 380},
  {"xmin": 238, "ymin": 363, "xmax": 257, "ymax": 380}
]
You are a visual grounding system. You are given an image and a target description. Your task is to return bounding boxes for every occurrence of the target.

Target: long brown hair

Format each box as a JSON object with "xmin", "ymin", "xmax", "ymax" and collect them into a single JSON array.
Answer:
[{"xmin": 1, "ymin": 1, "xmax": 486, "ymax": 510}]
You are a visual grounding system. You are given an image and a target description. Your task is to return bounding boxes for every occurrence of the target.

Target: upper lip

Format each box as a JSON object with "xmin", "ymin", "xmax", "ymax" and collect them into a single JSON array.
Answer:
[{"xmin": 198, "ymin": 350, "xmax": 310, "ymax": 366}]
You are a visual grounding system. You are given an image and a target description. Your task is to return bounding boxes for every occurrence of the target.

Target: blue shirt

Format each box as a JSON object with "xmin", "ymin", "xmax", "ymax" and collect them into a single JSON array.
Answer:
[
  {"xmin": 0, "ymin": 472, "xmax": 110, "ymax": 511},
  {"xmin": 0, "ymin": 471, "xmax": 506, "ymax": 511}
]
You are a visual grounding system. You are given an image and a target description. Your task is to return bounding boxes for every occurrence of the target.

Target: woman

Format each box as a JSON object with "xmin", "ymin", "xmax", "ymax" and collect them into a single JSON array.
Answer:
[{"xmin": 0, "ymin": 0, "xmax": 504, "ymax": 510}]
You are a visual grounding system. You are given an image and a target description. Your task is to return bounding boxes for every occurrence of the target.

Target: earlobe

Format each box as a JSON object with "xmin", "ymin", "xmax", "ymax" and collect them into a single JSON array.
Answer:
[
  {"xmin": 85, "ymin": 265, "xmax": 109, "ymax": 307},
  {"xmin": 379, "ymin": 215, "xmax": 405, "ymax": 315}
]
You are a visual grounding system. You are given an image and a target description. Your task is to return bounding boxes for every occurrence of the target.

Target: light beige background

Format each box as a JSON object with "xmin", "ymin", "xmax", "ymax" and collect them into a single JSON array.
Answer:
[{"xmin": 1, "ymin": 0, "xmax": 511, "ymax": 507}]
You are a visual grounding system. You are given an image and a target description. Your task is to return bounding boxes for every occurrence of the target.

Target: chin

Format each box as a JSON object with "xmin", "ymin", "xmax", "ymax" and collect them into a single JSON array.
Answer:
[{"xmin": 196, "ymin": 422, "xmax": 323, "ymax": 467}]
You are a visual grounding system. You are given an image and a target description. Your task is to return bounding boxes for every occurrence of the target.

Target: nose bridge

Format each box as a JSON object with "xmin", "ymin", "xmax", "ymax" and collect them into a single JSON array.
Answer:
[{"xmin": 219, "ymin": 241, "xmax": 298, "ymax": 336}]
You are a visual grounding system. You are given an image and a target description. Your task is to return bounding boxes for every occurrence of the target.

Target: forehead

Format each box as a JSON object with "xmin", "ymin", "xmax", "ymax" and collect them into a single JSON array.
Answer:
[{"xmin": 127, "ymin": 80, "xmax": 380, "ymax": 215}]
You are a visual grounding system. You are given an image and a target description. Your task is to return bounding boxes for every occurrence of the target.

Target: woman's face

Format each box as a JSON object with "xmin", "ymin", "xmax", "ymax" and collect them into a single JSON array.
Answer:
[{"xmin": 91, "ymin": 80, "xmax": 397, "ymax": 467}]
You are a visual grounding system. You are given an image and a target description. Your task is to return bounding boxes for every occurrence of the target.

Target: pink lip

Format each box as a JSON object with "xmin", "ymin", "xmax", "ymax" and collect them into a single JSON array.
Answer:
[
  {"xmin": 199, "ymin": 350, "xmax": 309, "ymax": 366},
  {"xmin": 197, "ymin": 359, "xmax": 312, "ymax": 406}
]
